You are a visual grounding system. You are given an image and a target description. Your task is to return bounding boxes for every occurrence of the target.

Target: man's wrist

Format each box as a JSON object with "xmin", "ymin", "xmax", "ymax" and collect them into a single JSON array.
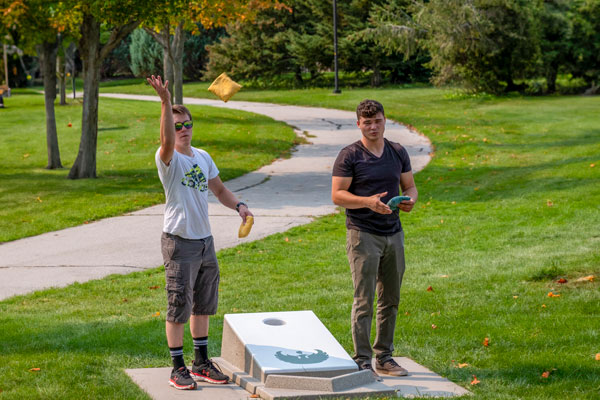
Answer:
[{"xmin": 235, "ymin": 201, "xmax": 247, "ymax": 212}]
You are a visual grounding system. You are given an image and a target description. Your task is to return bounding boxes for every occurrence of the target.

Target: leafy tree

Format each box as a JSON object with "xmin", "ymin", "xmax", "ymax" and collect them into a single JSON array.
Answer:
[
  {"xmin": 205, "ymin": 0, "xmax": 428, "ymax": 87},
  {"xmin": 101, "ymin": 32, "xmax": 132, "ymax": 79},
  {"xmin": 359, "ymin": 0, "xmax": 541, "ymax": 94},
  {"xmin": 144, "ymin": 0, "xmax": 281, "ymax": 105},
  {"xmin": 538, "ymin": 0, "xmax": 572, "ymax": 93},
  {"xmin": 568, "ymin": 0, "xmax": 600, "ymax": 92},
  {"xmin": 182, "ymin": 25, "xmax": 226, "ymax": 81},
  {"xmin": 204, "ymin": 7, "xmax": 299, "ymax": 82},
  {"xmin": 344, "ymin": 0, "xmax": 430, "ymax": 86},
  {"xmin": 62, "ymin": 0, "xmax": 161, "ymax": 179},
  {"xmin": 0, "ymin": 0, "xmax": 76, "ymax": 169}
]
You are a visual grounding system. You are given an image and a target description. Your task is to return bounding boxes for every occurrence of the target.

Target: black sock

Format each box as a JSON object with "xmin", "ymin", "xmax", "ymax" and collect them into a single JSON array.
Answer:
[
  {"xmin": 169, "ymin": 346, "xmax": 185, "ymax": 370},
  {"xmin": 193, "ymin": 336, "xmax": 208, "ymax": 364}
]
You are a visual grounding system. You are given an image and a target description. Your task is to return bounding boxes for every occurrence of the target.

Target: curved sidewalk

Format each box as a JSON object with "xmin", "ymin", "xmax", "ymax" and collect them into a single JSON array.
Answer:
[{"xmin": 0, "ymin": 95, "xmax": 432, "ymax": 301}]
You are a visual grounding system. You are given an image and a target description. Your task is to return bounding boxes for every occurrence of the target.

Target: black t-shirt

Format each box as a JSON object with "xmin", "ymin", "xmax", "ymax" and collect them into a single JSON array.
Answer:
[{"xmin": 332, "ymin": 139, "xmax": 412, "ymax": 235}]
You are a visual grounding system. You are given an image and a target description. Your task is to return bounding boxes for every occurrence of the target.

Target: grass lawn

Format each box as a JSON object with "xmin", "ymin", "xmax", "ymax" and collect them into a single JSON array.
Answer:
[
  {"xmin": 0, "ymin": 83, "xmax": 599, "ymax": 399},
  {"xmin": 0, "ymin": 90, "xmax": 297, "ymax": 242}
]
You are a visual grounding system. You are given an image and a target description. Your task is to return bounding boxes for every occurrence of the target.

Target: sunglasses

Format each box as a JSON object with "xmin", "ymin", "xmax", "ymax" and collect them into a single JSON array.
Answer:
[{"xmin": 174, "ymin": 121, "xmax": 193, "ymax": 131}]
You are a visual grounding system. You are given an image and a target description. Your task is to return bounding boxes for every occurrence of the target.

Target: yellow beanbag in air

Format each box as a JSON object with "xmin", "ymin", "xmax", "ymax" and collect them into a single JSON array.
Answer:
[
  {"xmin": 208, "ymin": 73, "xmax": 242, "ymax": 102},
  {"xmin": 238, "ymin": 216, "xmax": 254, "ymax": 238}
]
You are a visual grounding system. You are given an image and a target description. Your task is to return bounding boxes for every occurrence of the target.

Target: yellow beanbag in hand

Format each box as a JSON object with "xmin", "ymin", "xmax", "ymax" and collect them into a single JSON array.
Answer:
[
  {"xmin": 238, "ymin": 216, "xmax": 254, "ymax": 238},
  {"xmin": 208, "ymin": 73, "xmax": 242, "ymax": 102}
]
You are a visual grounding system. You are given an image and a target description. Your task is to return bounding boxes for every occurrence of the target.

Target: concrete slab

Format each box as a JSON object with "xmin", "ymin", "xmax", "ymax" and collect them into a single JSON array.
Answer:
[
  {"xmin": 264, "ymin": 369, "xmax": 374, "ymax": 391},
  {"xmin": 125, "ymin": 367, "xmax": 252, "ymax": 400},
  {"xmin": 125, "ymin": 357, "xmax": 470, "ymax": 399},
  {"xmin": 220, "ymin": 311, "xmax": 358, "ymax": 381}
]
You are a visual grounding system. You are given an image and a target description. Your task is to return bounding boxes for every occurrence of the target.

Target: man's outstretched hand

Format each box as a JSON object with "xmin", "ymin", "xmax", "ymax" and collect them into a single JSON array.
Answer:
[
  {"xmin": 366, "ymin": 192, "xmax": 392, "ymax": 215},
  {"xmin": 147, "ymin": 75, "xmax": 171, "ymax": 104}
]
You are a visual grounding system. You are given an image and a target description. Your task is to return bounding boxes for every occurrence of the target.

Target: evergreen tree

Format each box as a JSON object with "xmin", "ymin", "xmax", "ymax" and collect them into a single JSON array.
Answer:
[{"xmin": 129, "ymin": 28, "xmax": 163, "ymax": 77}]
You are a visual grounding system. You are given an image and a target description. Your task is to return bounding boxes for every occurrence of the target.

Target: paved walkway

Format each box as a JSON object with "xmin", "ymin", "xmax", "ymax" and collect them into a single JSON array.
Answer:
[{"xmin": 0, "ymin": 95, "xmax": 432, "ymax": 301}]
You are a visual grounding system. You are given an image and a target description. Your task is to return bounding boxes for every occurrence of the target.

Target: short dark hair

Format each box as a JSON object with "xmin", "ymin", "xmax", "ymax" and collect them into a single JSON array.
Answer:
[
  {"xmin": 356, "ymin": 99, "xmax": 385, "ymax": 119},
  {"xmin": 172, "ymin": 104, "xmax": 192, "ymax": 120}
]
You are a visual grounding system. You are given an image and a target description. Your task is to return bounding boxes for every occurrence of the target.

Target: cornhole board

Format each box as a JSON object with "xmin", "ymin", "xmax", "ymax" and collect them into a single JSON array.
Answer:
[{"xmin": 219, "ymin": 310, "xmax": 358, "ymax": 382}]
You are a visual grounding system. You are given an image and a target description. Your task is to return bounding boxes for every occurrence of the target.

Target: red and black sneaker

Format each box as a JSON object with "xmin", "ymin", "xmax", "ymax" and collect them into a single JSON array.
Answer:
[
  {"xmin": 169, "ymin": 366, "xmax": 197, "ymax": 390},
  {"xmin": 191, "ymin": 359, "xmax": 230, "ymax": 384}
]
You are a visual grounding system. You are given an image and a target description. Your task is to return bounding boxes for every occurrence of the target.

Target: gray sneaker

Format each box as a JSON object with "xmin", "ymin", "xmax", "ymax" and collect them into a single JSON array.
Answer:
[
  {"xmin": 375, "ymin": 358, "xmax": 408, "ymax": 376},
  {"xmin": 358, "ymin": 363, "xmax": 383, "ymax": 382}
]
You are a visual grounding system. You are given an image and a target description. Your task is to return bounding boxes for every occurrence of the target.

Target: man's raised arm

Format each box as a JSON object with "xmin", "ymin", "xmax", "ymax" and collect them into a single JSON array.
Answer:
[{"xmin": 147, "ymin": 75, "xmax": 175, "ymax": 165}]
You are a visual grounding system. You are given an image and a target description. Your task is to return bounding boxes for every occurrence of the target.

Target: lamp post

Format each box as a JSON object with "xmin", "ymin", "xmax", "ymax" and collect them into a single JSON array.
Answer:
[{"xmin": 332, "ymin": 0, "xmax": 341, "ymax": 94}]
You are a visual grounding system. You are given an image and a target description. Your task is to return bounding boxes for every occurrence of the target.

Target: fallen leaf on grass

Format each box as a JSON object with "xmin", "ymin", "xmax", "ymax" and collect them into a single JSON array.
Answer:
[
  {"xmin": 547, "ymin": 292, "xmax": 561, "ymax": 297},
  {"xmin": 470, "ymin": 375, "xmax": 480, "ymax": 385},
  {"xmin": 440, "ymin": 274, "xmax": 449, "ymax": 278},
  {"xmin": 404, "ymin": 311, "xmax": 410, "ymax": 316},
  {"xmin": 148, "ymin": 285, "xmax": 160, "ymax": 290},
  {"xmin": 546, "ymin": 200, "xmax": 553, "ymax": 207},
  {"xmin": 36, "ymin": 197, "xmax": 42, "ymax": 203},
  {"xmin": 431, "ymin": 324, "xmax": 438, "ymax": 329},
  {"xmin": 122, "ymin": 298, "xmax": 128, "ymax": 302},
  {"xmin": 483, "ymin": 337, "xmax": 489, "ymax": 347},
  {"xmin": 427, "ymin": 286, "xmax": 433, "ymax": 292},
  {"xmin": 591, "ymin": 164, "xmax": 595, "ymax": 168},
  {"xmin": 153, "ymin": 311, "xmax": 160, "ymax": 317},
  {"xmin": 541, "ymin": 371, "xmax": 550, "ymax": 379},
  {"xmin": 513, "ymin": 295, "xmax": 519, "ymax": 299},
  {"xmin": 284, "ymin": 237, "xmax": 289, "ymax": 242},
  {"xmin": 23, "ymin": 153, "xmax": 30, "ymax": 158},
  {"xmin": 575, "ymin": 275, "xmax": 594, "ymax": 282},
  {"xmin": 458, "ymin": 363, "xmax": 469, "ymax": 368},
  {"xmin": 557, "ymin": 278, "xmax": 568, "ymax": 284},
  {"xmin": 541, "ymin": 304, "xmax": 547, "ymax": 308},
  {"xmin": 595, "ymin": 353, "xmax": 600, "ymax": 361},
  {"xmin": 29, "ymin": 368, "xmax": 41, "ymax": 372}
]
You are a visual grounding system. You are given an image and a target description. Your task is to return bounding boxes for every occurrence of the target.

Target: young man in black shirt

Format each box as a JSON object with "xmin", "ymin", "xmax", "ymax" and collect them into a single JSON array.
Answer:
[{"xmin": 331, "ymin": 99, "xmax": 418, "ymax": 380}]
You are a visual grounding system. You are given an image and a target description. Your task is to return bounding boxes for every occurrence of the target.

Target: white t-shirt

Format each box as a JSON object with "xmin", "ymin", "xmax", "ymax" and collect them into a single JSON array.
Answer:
[{"xmin": 155, "ymin": 147, "xmax": 220, "ymax": 239}]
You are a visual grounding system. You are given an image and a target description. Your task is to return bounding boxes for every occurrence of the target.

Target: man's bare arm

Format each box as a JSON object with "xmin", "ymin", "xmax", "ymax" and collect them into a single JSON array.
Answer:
[
  {"xmin": 147, "ymin": 75, "xmax": 174, "ymax": 165},
  {"xmin": 208, "ymin": 176, "xmax": 253, "ymax": 223},
  {"xmin": 331, "ymin": 176, "xmax": 392, "ymax": 215},
  {"xmin": 397, "ymin": 171, "xmax": 418, "ymax": 213}
]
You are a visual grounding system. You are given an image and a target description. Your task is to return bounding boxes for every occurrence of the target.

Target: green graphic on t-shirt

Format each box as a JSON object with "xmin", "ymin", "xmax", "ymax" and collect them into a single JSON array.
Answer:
[{"xmin": 181, "ymin": 164, "xmax": 208, "ymax": 191}]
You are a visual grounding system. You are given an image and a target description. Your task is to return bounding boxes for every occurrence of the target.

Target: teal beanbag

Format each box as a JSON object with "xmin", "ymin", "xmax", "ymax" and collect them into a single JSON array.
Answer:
[{"xmin": 386, "ymin": 195, "xmax": 411, "ymax": 211}]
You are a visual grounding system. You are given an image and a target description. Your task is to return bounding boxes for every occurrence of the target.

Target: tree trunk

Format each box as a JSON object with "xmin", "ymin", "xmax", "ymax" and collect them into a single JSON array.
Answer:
[
  {"xmin": 68, "ymin": 14, "xmax": 139, "ymax": 179},
  {"xmin": 147, "ymin": 22, "xmax": 184, "ymax": 104},
  {"xmin": 294, "ymin": 66, "xmax": 303, "ymax": 85},
  {"xmin": 69, "ymin": 15, "xmax": 101, "ymax": 179},
  {"xmin": 57, "ymin": 35, "xmax": 67, "ymax": 105},
  {"xmin": 546, "ymin": 65, "xmax": 557, "ymax": 94},
  {"xmin": 163, "ymin": 46, "xmax": 174, "ymax": 102},
  {"xmin": 38, "ymin": 41, "xmax": 63, "ymax": 169},
  {"xmin": 371, "ymin": 64, "xmax": 381, "ymax": 87},
  {"xmin": 67, "ymin": 43, "xmax": 77, "ymax": 100},
  {"xmin": 172, "ymin": 22, "xmax": 185, "ymax": 105}
]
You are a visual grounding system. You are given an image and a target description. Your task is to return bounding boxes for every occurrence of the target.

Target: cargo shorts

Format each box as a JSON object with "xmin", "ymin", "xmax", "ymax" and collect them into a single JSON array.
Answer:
[{"xmin": 161, "ymin": 232, "xmax": 220, "ymax": 323}]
